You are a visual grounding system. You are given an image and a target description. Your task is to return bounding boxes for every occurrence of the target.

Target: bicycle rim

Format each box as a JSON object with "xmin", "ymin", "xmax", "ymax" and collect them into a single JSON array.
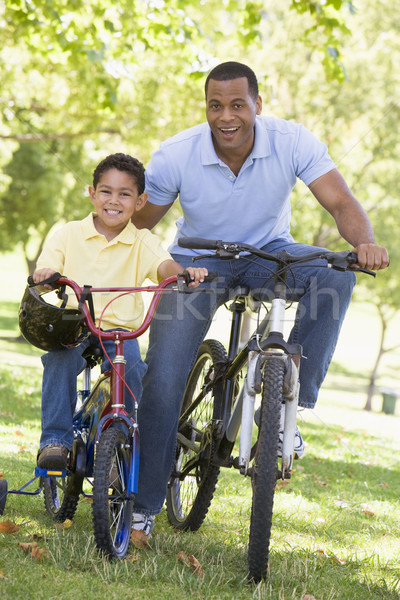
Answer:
[{"xmin": 92, "ymin": 425, "xmax": 133, "ymax": 559}]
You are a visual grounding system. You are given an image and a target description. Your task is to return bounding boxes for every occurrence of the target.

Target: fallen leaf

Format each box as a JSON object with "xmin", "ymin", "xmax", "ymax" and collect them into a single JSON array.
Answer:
[
  {"xmin": 31, "ymin": 546, "xmax": 46, "ymax": 561},
  {"xmin": 126, "ymin": 554, "xmax": 140, "ymax": 563},
  {"xmin": 302, "ymin": 595, "xmax": 319, "ymax": 600},
  {"xmin": 316, "ymin": 549, "xmax": 345, "ymax": 564},
  {"xmin": 18, "ymin": 542, "xmax": 38, "ymax": 553},
  {"xmin": 276, "ymin": 480, "xmax": 291, "ymax": 489},
  {"xmin": 55, "ymin": 519, "xmax": 73, "ymax": 530},
  {"xmin": 0, "ymin": 472, "xmax": 4, "ymax": 479},
  {"xmin": 188, "ymin": 554, "xmax": 204, "ymax": 577},
  {"xmin": 0, "ymin": 570, "xmax": 6, "ymax": 579},
  {"xmin": 18, "ymin": 445, "xmax": 27, "ymax": 453},
  {"xmin": 0, "ymin": 520, "xmax": 19, "ymax": 534},
  {"xmin": 15, "ymin": 430, "xmax": 24, "ymax": 436},
  {"xmin": 130, "ymin": 529, "xmax": 151, "ymax": 549},
  {"xmin": 177, "ymin": 551, "xmax": 204, "ymax": 577},
  {"xmin": 363, "ymin": 509, "xmax": 375, "ymax": 517},
  {"xmin": 380, "ymin": 482, "xmax": 388, "ymax": 489},
  {"xmin": 177, "ymin": 550, "xmax": 190, "ymax": 564}
]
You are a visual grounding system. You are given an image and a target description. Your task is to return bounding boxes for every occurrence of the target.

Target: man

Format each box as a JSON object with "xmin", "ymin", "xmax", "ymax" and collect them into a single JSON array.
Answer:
[{"xmin": 131, "ymin": 61, "xmax": 389, "ymax": 536}]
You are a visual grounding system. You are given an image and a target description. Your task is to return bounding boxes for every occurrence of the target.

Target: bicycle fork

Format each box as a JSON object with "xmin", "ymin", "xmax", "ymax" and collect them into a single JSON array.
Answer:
[{"xmin": 238, "ymin": 296, "xmax": 302, "ymax": 478}]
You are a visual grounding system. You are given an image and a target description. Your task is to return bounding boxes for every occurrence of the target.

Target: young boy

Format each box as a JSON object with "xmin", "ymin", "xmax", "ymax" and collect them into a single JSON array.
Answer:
[{"xmin": 34, "ymin": 153, "xmax": 207, "ymax": 469}]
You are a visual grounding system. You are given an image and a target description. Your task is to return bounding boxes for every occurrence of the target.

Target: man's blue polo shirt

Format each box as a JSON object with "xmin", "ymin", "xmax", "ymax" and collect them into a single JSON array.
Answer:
[{"xmin": 145, "ymin": 115, "xmax": 336, "ymax": 255}]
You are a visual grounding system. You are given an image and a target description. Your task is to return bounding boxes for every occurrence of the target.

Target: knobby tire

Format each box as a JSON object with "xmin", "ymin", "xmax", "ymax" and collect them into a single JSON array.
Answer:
[
  {"xmin": 247, "ymin": 356, "xmax": 284, "ymax": 582},
  {"xmin": 166, "ymin": 339, "xmax": 226, "ymax": 531},
  {"xmin": 92, "ymin": 424, "xmax": 133, "ymax": 559}
]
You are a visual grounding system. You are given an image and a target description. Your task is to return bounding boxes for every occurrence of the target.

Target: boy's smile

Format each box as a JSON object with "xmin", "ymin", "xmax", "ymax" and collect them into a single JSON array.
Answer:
[{"xmin": 89, "ymin": 168, "xmax": 147, "ymax": 240}]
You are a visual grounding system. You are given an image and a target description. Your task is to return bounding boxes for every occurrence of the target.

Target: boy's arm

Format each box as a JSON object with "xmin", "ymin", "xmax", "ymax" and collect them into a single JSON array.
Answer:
[{"xmin": 157, "ymin": 259, "xmax": 208, "ymax": 289}]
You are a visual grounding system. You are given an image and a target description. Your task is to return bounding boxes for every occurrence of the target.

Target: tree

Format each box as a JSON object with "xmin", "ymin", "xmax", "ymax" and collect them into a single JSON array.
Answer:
[
  {"xmin": 0, "ymin": 140, "xmax": 93, "ymax": 273},
  {"xmin": 267, "ymin": 0, "xmax": 400, "ymax": 405},
  {"xmin": 0, "ymin": 0, "xmax": 355, "ymax": 267}
]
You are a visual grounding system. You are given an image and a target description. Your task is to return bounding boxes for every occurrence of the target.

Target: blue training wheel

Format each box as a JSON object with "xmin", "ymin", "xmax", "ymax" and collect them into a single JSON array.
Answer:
[{"xmin": 0, "ymin": 478, "xmax": 8, "ymax": 515}]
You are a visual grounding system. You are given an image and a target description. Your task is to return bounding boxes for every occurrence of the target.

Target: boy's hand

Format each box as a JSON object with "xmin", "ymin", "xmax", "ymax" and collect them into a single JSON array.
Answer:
[
  {"xmin": 33, "ymin": 268, "xmax": 57, "ymax": 289},
  {"xmin": 185, "ymin": 267, "xmax": 208, "ymax": 288}
]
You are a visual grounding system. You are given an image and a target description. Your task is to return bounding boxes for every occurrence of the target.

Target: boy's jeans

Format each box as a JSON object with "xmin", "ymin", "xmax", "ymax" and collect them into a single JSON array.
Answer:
[
  {"xmin": 134, "ymin": 239, "xmax": 356, "ymax": 516},
  {"xmin": 40, "ymin": 332, "xmax": 147, "ymax": 451}
]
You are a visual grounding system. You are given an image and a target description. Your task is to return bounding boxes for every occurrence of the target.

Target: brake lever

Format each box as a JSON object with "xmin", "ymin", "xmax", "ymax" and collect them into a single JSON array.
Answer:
[
  {"xmin": 349, "ymin": 266, "xmax": 376, "ymax": 277},
  {"xmin": 328, "ymin": 253, "xmax": 376, "ymax": 277},
  {"xmin": 192, "ymin": 249, "xmax": 238, "ymax": 262}
]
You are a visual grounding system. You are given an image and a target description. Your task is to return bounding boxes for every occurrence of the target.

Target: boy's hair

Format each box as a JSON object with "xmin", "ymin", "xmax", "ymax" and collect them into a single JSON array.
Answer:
[
  {"xmin": 205, "ymin": 61, "xmax": 259, "ymax": 100},
  {"xmin": 92, "ymin": 153, "xmax": 145, "ymax": 194}
]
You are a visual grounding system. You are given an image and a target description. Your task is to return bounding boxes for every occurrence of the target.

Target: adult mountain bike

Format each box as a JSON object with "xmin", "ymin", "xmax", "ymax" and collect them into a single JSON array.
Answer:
[{"xmin": 166, "ymin": 237, "xmax": 375, "ymax": 581}]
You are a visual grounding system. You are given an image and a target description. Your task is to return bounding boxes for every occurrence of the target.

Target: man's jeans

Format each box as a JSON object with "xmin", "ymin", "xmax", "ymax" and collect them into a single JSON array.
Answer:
[
  {"xmin": 134, "ymin": 239, "xmax": 356, "ymax": 516},
  {"xmin": 40, "ymin": 332, "xmax": 147, "ymax": 451}
]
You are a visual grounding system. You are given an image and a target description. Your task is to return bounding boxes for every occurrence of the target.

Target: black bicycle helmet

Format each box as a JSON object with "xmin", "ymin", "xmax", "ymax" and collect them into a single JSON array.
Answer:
[{"xmin": 19, "ymin": 280, "xmax": 88, "ymax": 352}]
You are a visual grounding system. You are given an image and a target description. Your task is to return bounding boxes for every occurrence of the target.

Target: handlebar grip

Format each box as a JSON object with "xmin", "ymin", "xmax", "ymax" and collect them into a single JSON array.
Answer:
[
  {"xmin": 204, "ymin": 272, "xmax": 218, "ymax": 283},
  {"xmin": 27, "ymin": 272, "xmax": 62, "ymax": 288},
  {"xmin": 179, "ymin": 270, "xmax": 218, "ymax": 285},
  {"xmin": 178, "ymin": 237, "xmax": 220, "ymax": 250}
]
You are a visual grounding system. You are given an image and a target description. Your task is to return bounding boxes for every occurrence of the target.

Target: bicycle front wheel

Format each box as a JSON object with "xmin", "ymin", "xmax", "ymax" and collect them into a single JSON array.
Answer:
[
  {"xmin": 166, "ymin": 339, "xmax": 226, "ymax": 531},
  {"xmin": 247, "ymin": 356, "xmax": 284, "ymax": 582},
  {"xmin": 92, "ymin": 424, "xmax": 133, "ymax": 559}
]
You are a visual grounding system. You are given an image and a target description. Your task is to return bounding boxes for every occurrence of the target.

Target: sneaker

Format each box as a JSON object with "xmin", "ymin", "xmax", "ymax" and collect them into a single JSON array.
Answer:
[
  {"xmin": 37, "ymin": 444, "xmax": 69, "ymax": 470},
  {"xmin": 254, "ymin": 405, "xmax": 305, "ymax": 459},
  {"xmin": 278, "ymin": 426, "xmax": 305, "ymax": 459},
  {"xmin": 131, "ymin": 512, "xmax": 155, "ymax": 537}
]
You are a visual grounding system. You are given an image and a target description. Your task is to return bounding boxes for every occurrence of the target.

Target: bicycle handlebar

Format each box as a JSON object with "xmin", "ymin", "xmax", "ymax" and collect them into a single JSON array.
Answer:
[
  {"xmin": 27, "ymin": 271, "xmax": 217, "ymax": 342},
  {"xmin": 178, "ymin": 237, "xmax": 376, "ymax": 276}
]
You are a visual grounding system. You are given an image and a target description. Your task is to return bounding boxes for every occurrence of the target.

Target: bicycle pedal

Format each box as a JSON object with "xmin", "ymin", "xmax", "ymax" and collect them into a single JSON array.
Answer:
[{"xmin": 35, "ymin": 466, "xmax": 67, "ymax": 477}]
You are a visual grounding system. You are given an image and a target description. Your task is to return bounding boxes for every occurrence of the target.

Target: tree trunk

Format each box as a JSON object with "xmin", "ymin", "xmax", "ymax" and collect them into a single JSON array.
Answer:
[
  {"xmin": 23, "ymin": 237, "xmax": 46, "ymax": 277},
  {"xmin": 364, "ymin": 305, "xmax": 387, "ymax": 411}
]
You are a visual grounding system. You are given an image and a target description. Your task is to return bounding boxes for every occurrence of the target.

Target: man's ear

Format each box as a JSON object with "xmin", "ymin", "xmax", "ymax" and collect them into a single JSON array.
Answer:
[
  {"xmin": 135, "ymin": 192, "xmax": 148, "ymax": 211},
  {"xmin": 256, "ymin": 95, "xmax": 262, "ymax": 115}
]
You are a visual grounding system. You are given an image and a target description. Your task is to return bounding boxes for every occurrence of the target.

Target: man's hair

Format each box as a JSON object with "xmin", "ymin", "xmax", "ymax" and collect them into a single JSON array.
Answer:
[
  {"xmin": 205, "ymin": 61, "xmax": 259, "ymax": 100},
  {"xmin": 92, "ymin": 153, "xmax": 145, "ymax": 194}
]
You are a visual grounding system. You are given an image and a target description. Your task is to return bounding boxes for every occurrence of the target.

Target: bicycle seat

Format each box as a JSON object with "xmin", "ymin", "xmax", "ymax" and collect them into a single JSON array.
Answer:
[{"xmin": 82, "ymin": 344, "xmax": 103, "ymax": 368}]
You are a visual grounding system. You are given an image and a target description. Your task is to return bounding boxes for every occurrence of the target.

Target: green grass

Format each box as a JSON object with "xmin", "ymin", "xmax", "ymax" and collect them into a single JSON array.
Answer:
[
  {"xmin": 1, "ymin": 249, "xmax": 400, "ymax": 598},
  {"xmin": 1, "ymin": 367, "xmax": 400, "ymax": 599}
]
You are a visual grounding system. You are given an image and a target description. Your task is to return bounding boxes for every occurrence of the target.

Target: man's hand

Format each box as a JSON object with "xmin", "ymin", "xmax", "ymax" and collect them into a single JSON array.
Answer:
[
  {"xmin": 353, "ymin": 243, "xmax": 389, "ymax": 271},
  {"xmin": 185, "ymin": 266, "xmax": 209, "ymax": 288}
]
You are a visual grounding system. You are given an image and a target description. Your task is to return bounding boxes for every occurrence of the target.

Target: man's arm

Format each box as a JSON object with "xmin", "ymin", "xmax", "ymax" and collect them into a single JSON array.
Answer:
[
  {"xmin": 132, "ymin": 201, "xmax": 174, "ymax": 230},
  {"xmin": 309, "ymin": 169, "xmax": 389, "ymax": 271}
]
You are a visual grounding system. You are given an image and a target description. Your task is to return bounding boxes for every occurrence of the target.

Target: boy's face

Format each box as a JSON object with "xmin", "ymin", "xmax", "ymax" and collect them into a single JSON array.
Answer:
[{"xmin": 89, "ymin": 168, "xmax": 147, "ymax": 239}]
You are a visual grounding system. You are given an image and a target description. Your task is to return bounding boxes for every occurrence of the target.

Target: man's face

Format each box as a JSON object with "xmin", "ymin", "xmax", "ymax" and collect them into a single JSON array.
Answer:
[{"xmin": 205, "ymin": 77, "xmax": 262, "ymax": 157}]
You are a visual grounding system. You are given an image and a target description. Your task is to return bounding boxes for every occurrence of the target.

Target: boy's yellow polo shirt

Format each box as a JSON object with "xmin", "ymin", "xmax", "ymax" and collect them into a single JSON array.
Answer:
[{"xmin": 36, "ymin": 213, "xmax": 172, "ymax": 331}]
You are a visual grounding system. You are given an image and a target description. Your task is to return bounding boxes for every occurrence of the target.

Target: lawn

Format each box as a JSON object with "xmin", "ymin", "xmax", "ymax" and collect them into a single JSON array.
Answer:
[{"xmin": 1, "ymin": 249, "xmax": 400, "ymax": 599}]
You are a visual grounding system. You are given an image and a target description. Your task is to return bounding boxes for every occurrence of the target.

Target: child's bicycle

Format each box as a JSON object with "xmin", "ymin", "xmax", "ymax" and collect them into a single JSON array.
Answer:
[
  {"xmin": 0, "ymin": 271, "xmax": 212, "ymax": 559},
  {"xmin": 165, "ymin": 237, "xmax": 376, "ymax": 581}
]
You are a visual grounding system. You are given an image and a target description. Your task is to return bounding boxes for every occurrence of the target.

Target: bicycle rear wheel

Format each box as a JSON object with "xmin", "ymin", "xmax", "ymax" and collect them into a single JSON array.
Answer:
[
  {"xmin": 92, "ymin": 424, "xmax": 133, "ymax": 559},
  {"xmin": 247, "ymin": 356, "xmax": 284, "ymax": 582},
  {"xmin": 166, "ymin": 339, "xmax": 226, "ymax": 531},
  {"xmin": 42, "ymin": 435, "xmax": 86, "ymax": 522},
  {"xmin": 43, "ymin": 476, "xmax": 80, "ymax": 522}
]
